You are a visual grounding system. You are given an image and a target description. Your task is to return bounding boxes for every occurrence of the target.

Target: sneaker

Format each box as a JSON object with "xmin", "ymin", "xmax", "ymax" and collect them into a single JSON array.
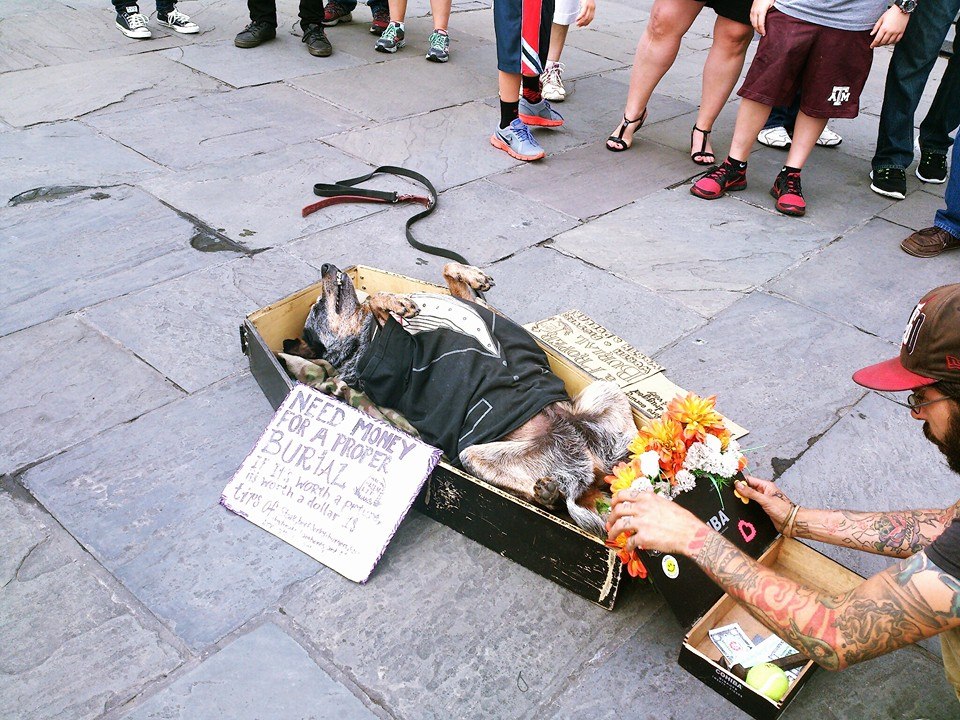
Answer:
[
  {"xmin": 375, "ymin": 22, "xmax": 404, "ymax": 52},
  {"xmin": 235, "ymin": 20, "xmax": 275, "ymax": 47},
  {"xmin": 425, "ymin": 29, "xmax": 449, "ymax": 63},
  {"xmin": 369, "ymin": 2, "xmax": 389, "ymax": 33},
  {"xmin": 116, "ymin": 6, "xmax": 151, "ymax": 38},
  {"xmin": 322, "ymin": 0, "xmax": 352, "ymax": 25},
  {"xmin": 518, "ymin": 96, "xmax": 563, "ymax": 127},
  {"xmin": 302, "ymin": 23, "xmax": 332, "ymax": 56},
  {"xmin": 916, "ymin": 150, "xmax": 948, "ymax": 184},
  {"xmin": 157, "ymin": 7, "xmax": 199, "ymax": 33},
  {"xmin": 900, "ymin": 226, "xmax": 960, "ymax": 258},
  {"xmin": 691, "ymin": 160, "xmax": 747, "ymax": 199},
  {"xmin": 870, "ymin": 167, "xmax": 906, "ymax": 200},
  {"xmin": 770, "ymin": 170, "xmax": 806, "ymax": 216},
  {"xmin": 756, "ymin": 126, "xmax": 791, "ymax": 149},
  {"xmin": 490, "ymin": 118, "xmax": 545, "ymax": 161},
  {"xmin": 541, "ymin": 62, "xmax": 566, "ymax": 102},
  {"xmin": 816, "ymin": 125, "xmax": 842, "ymax": 148}
]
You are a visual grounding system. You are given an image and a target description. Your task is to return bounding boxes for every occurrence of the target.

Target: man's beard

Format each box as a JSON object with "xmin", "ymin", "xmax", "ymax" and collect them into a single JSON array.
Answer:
[{"xmin": 923, "ymin": 407, "xmax": 960, "ymax": 475}]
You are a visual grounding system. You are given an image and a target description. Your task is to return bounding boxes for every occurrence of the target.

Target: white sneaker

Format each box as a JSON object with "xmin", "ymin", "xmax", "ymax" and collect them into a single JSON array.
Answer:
[
  {"xmin": 757, "ymin": 126, "xmax": 791, "ymax": 149},
  {"xmin": 816, "ymin": 125, "xmax": 842, "ymax": 147},
  {"xmin": 540, "ymin": 62, "xmax": 566, "ymax": 103},
  {"xmin": 116, "ymin": 6, "xmax": 151, "ymax": 38},
  {"xmin": 158, "ymin": 8, "xmax": 200, "ymax": 33}
]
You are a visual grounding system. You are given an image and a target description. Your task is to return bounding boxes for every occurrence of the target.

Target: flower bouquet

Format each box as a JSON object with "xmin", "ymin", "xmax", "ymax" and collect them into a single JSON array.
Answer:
[{"xmin": 600, "ymin": 392, "xmax": 747, "ymax": 578}]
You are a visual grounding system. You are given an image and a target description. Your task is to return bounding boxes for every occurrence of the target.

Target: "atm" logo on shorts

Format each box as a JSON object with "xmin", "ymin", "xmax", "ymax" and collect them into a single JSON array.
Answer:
[{"xmin": 828, "ymin": 86, "xmax": 851, "ymax": 106}]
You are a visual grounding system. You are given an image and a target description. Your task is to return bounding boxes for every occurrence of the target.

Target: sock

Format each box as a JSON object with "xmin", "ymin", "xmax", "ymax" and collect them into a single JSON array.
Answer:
[
  {"xmin": 434, "ymin": 27, "xmax": 447, "ymax": 34},
  {"xmin": 782, "ymin": 165, "xmax": 801, "ymax": 175},
  {"xmin": 391, "ymin": 21, "xmax": 404, "ymax": 31},
  {"xmin": 544, "ymin": 60, "xmax": 559, "ymax": 71},
  {"xmin": 500, "ymin": 99, "xmax": 519, "ymax": 129},
  {"xmin": 726, "ymin": 156, "xmax": 748, "ymax": 171},
  {"xmin": 521, "ymin": 74, "xmax": 542, "ymax": 104}
]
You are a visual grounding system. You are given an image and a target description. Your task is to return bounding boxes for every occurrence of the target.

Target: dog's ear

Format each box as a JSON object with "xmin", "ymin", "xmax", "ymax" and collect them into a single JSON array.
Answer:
[
  {"xmin": 282, "ymin": 337, "xmax": 321, "ymax": 359},
  {"xmin": 569, "ymin": 381, "xmax": 636, "ymax": 470},
  {"xmin": 460, "ymin": 438, "xmax": 554, "ymax": 504}
]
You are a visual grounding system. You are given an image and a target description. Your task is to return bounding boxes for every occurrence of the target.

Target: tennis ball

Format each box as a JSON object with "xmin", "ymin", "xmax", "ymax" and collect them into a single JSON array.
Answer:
[{"xmin": 745, "ymin": 662, "xmax": 790, "ymax": 702}]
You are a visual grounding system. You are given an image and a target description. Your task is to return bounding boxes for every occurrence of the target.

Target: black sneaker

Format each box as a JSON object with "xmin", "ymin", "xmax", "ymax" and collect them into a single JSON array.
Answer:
[
  {"xmin": 234, "ymin": 20, "xmax": 276, "ymax": 48},
  {"xmin": 369, "ymin": 2, "xmax": 389, "ymax": 33},
  {"xmin": 916, "ymin": 150, "xmax": 948, "ymax": 184},
  {"xmin": 302, "ymin": 23, "xmax": 332, "ymax": 56},
  {"xmin": 116, "ymin": 5, "xmax": 151, "ymax": 38},
  {"xmin": 870, "ymin": 167, "xmax": 906, "ymax": 200}
]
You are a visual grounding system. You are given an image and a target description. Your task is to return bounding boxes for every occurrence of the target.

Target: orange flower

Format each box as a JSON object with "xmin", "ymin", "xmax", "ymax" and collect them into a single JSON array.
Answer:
[
  {"xmin": 605, "ymin": 458, "xmax": 642, "ymax": 495},
  {"xmin": 667, "ymin": 393, "xmax": 728, "ymax": 446},
  {"xmin": 634, "ymin": 417, "xmax": 686, "ymax": 480},
  {"xmin": 606, "ymin": 533, "xmax": 647, "ymax": 578}
]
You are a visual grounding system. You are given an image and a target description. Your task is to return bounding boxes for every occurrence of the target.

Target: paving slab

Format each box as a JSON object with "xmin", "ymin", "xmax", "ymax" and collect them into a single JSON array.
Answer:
[
  {"xmin": 0, "ymin": 316, "xmax": 182, "ymax": 474},
  {"xmin": 20, "ymin": 374, "xmax": 321, "ymax": 650},
  {"xmin": 486, "ymin": 246, "xmax": 705, "ymax": 353},
  {"xmin": 878, "ymin": 184, "xmax": 950, "ymax": 230},
  {"xmin": 551, "ymin": 187, "xmax": 830, "ymax": 317},
  {"xmin": 0, "ymin": 121, "xmax": 164, "ymax": 203},
  {"xmin": 0, "ymin": 185, "xmax": 230, "ymax": 336},
  {"xmin": 769, "ymin": 218, "xmax": 960, "ymax": 344},
  {"xmin": 284, "ymin": 512, "xmax": 664, "ymax": 720},
  {"xmin": 654, "ymin": 292, "xmax": 895, "ymax": 478},
  {"xmin": 564, "ymin": 27, "xmax": 640, "ymax": 65},
  {"xmin": 86, "ymin": 83, "xmax": 364, "ymax": 170},
  {"xmin": 0, "ymin": 491, "xmax": 183, "ymax": 720},
  {"xmin": 219, "ymin": 247, "xmax": 324, "ymax": 307},
  {"xmin": 0, "ymin": 53, "xmax": 223, "ymax": 127},
  {"xmin": 120, "ymin": 623, "xmax": 379, "ymax": 720}
]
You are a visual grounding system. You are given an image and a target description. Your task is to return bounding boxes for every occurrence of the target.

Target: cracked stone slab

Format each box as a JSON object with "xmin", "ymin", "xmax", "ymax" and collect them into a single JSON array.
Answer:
[
  {"xmin": 487, "ymin": 246, "xmax": 704, "ymax": 353},
  {"xmin": 216, "ymin": 247, "xmax": 323, "ymax": 308},
  {"xmin": 283, "ymin": 512, "xmax": 664, "ymax": 720},
  {"xmin": 654, "ymin": 292, "xmax": 894, "ymax": 477},
  {"xmin": 20, "ymin": 374, "xmax": 321, "ymax": 650},
  {"xmin": 86, "ymin": 83, "xmax": 364, "ymax": 170},
  {"xmin": 0, "ymin": 121, "xmax": 163, "ymax": 203},
  {"xmin": 160, "ymin": 36, "xmax": 368, "ymax": 88},
  {"xmin": 0, "ymin": 53, "xmax": 223, "ymax": 127},
  {"xmin": 777, "ymin": 392, "xmax": 957, "ymax": 582},
  {"xmin": 0, "ymin": 184, "xmax": 231, "ymax": 336},
  {"xmin": 878, "ymin": 185, "xmax": 950, "ymax": 231},
  {"xmin": 120, "ymin": 623, "xmax": 378, "ymax": 720},
  {"xmin": 0, "ymin": 491, "xmax": 183, "ymax": 720},
  {"xmin": 551, "ymin": 187, "xmax": 830, "ymax": 317},
  {"xmin": 325, "ymin": 100, "xmax": 519, "ymax": 191},
  {"xmin": 769, "ymin": 218, "xmax": 960, "ymax": 344},
  {"xmin": 0, "ymin": 315, "xmax": 182, "ymax": 475},
  {"xmin": 140, "ymin": 141, "xmax": 417, "ymax": 250},
  {"xmin": 564, "ymin": 27, "xmax": 641, "ymax": 65}
]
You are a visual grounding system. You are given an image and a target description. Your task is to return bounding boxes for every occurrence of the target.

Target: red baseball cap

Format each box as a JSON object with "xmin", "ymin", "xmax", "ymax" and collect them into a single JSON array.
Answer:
[{"xmin": 853, "ymin": 284, "xmax": 960, "ymax": 392}]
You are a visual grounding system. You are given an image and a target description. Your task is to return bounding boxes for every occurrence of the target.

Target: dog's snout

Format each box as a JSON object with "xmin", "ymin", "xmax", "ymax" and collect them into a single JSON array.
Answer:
[{"xmin": 321, "ymin": 263, "xmax": 332, "ymax": 275}]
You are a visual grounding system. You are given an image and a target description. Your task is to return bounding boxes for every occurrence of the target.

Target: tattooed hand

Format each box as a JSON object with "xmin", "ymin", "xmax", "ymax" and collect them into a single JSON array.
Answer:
[
  {"xmin": 734, "ymin": 475, "xmax": 794, "ymax": 530},
  {"xmin": 607, "ymin": 489, "xmax": 703, "ymax": 553}
]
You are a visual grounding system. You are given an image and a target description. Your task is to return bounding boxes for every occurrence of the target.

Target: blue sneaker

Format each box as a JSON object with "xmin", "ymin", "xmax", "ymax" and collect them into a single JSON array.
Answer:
[
  {"xmin": 425, "ymin": 29, "xmax": 449, "ymax": 62},
  {"xmin": 519, "ymin": 96, "xmax": 563, "ymax": 127},
  {"xmin": 375, "ymin": 21, "xmax": 404, "ymax": 53},
  {"xmin": 490, "ymin": 118, "xmax": 545, "ymax": 161}
]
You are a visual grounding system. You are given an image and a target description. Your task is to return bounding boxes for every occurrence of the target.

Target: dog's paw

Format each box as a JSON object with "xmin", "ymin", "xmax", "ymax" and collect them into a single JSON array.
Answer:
[
  {"xmin": 372, "ymin": 293, "xmax": 419, "ymax": 319},
  {"xmin": 444, "ymin": 262, "xmax": 495, "ymax": 292},
  {"xmin": 534, "ymin": 477, "xmax": 560, "ymax": 507}
]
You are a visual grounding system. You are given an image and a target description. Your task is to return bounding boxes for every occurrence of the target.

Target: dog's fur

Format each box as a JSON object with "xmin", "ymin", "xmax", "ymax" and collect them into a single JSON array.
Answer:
[{"xmin": 284, "ymin": 262, "xmax": 637, "ymax": 537}]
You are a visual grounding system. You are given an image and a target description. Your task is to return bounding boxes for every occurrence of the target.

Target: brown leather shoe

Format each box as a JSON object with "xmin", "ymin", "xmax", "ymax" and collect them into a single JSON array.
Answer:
[{"xmin": 900, "ymin": 226, "xmax": 960, "ymax": 258}]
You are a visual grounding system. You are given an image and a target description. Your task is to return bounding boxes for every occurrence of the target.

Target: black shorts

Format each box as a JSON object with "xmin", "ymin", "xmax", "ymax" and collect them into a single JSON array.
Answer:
[{"xmin": 699, "ymin": 0, "xmax": 751, "ymax": 26}]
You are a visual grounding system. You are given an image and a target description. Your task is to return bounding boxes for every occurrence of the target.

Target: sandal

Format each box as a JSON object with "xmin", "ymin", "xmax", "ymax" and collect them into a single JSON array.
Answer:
[
  {"xmin": 690, "ymin": 125, "xmax": 715, "ymax": 165},
  {"xmin": 606, "ymin": 109, "xmax": 648, "ymax": 152}
]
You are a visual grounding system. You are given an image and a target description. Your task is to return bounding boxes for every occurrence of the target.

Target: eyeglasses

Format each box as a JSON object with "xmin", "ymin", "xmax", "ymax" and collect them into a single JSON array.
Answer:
[{"xmin": 879, "ymin": 391, "xmax": 952, "ymax": 411}]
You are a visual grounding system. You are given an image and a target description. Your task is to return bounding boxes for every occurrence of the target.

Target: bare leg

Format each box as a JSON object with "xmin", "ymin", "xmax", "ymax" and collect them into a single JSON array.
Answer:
[
  {"xmin": 499, "ymin": 71, "xmax": 521, "ymax": 104},
  {"xmin": 387, "ymin": 0, "xmax": 407, "ymax": 23},
  {"xmin": 548, "ymin": 22, "xmax": 568, "ymax": 62},
  {"xmin": 784, "ymin": 112, "xmax": 828, "ymax": 169},
  {"xmin": 728, "ymin": 99, "xmax": 774, "ymax": 161},
  {"xmin": 692, "ymin": 15, "xmax": 753, "ymax": 160},
  {"xmin": 606, "ymin": 0, "xmax": 703, "ymax": 150},
  {"xmin": 429, "ymin": 0, "xmax": 450, "ymax": 30}
]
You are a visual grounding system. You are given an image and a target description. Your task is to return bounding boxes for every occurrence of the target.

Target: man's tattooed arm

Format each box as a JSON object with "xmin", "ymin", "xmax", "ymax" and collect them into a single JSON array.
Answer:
[
  {"xmin": 790, "ymin": 502, "xmax": 959, "ymax": 559},
  {"xmin": 688, "ymin": 528, "xmax": 960, "ymax": 670}
]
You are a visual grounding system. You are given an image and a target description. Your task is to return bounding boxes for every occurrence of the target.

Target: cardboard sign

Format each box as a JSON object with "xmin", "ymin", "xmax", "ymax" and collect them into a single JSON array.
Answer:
[{"xmin": 221, "ymin": 384, "xmax": 441, "ymax": 583}]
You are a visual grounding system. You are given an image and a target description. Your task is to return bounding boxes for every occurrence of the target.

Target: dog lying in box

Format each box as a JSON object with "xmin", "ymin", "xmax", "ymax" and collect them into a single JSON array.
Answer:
[{"xmin": 282, "ymin": 262, "xmax": 636, "ymax": 537}]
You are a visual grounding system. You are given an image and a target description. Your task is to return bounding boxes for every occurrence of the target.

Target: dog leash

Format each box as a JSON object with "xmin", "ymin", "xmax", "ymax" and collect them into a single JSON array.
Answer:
[{"xmin": 302, "ymin": 165, "xmax": 480, "ymax": 275}]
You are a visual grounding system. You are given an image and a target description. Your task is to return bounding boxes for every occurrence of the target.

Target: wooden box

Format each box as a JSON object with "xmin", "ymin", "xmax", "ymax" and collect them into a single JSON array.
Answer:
[{"xmin": 239, "ymin": 266, "xmax": 628, "ymax": 609}]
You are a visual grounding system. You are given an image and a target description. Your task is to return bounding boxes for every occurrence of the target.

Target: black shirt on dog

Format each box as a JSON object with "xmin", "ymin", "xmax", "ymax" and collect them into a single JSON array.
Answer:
[{"xmin": 355, "ymin": 294, "xmax": 569, "ymax": 464}]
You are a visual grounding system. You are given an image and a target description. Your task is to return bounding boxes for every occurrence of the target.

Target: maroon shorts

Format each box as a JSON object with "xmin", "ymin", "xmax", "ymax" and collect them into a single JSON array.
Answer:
[{"xmin": 737, "ymin": 9, "xmax": 874, "ymax": 119}]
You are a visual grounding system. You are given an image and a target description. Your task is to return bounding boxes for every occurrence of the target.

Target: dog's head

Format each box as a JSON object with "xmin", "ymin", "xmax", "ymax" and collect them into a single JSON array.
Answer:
[{"xmin": 300, "ymin": 264, "xmax": 369, "ymax": 369}]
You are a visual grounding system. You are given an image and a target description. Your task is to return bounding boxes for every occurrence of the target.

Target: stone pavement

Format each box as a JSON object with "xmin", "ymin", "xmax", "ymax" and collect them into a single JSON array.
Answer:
[{"xmin": 1, "ymin": 0, "xmax": 958, "ymax": 718}]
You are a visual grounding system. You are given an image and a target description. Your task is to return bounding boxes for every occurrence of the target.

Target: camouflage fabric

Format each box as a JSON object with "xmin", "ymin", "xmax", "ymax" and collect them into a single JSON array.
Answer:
[{"xmin": 277, "ymin": 353, "xmax": 420, "ymax": 438}]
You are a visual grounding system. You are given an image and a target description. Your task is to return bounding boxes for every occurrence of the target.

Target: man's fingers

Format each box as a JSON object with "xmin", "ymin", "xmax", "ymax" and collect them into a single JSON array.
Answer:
[{"xmin": 734, "ymin": 479, "xmax": 763, "ymax": 501}]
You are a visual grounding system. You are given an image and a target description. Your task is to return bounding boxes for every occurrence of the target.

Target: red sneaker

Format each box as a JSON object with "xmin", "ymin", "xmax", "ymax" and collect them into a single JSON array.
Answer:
[
  {"xmin": 690, "ymin": 161, "xmax": 747, "ymax": 200},
  {"xmin": 322, "ymin": 0, "xmax": 353, "ymax": 26},
  {"xmin": 369, "ymin": 2, "xmax": 389, "ymax": 33},
  {"xmin": 770, "ymin": 170, "xmax": 806, "ymax": 216}
]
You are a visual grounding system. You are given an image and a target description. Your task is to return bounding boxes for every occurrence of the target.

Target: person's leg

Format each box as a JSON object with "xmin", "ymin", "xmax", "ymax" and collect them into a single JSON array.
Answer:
[
  {"xmin": 547, "ymin": 22, "xmax": 568, "ymax": 62},
  {"xmin": 871, "ymin": 0, "xmax": 959, "ymax": 173},
  {"xmin": 542, "ymin": 23, "xmax": 569, "ymax": 100},
  {"xmin": 783, "ymin": 112, "xmax": 828, "ymax": 170},
  {"xmin": 918, "ymin": 16, "xmax": 960, "ymax": 159},
  {"xmin": 935, "ymin": 138, "xmax": 960, "ymax": 236},
  {"xmin": 727, "ymin": 99, "xmax": 772, "ymax": 161},
  {"xmin": 691, "ymin": 14, "xmax": 753, "ymax": 162},
  {"xmin": 606, "ymin": 0, "xmax": 703, "ymax": 150},
  {"xmin": 429, "ymin": 0, "xmax": 449, "ymax": 30},
  {"xmin": 368, "ymin": 0, "xmax": 390, "ymax": 33},
  {"xmin": 388, "ymin": 0, "xmax": 407, "ymax": 23},
  {"xmin": 423, "ymin": 0, "xmax": 451, "ymax": 61}
]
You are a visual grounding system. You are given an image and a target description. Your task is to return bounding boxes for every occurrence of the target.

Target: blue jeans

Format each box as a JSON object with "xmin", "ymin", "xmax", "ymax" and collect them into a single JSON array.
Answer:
[
  {"xmin": 935, "ymin": 138, "xmax": 960, "ymax": 237},
  {"xmin": 112, "ymin": 0, "xmax": 175, "ymax": 13},
  {"xmin": 872, "ymin": 4, "xmax": 960, "ymax": 171},
  {"xmin": 334, "ymin": 0, "xmax": 388, "ymax": 11}
]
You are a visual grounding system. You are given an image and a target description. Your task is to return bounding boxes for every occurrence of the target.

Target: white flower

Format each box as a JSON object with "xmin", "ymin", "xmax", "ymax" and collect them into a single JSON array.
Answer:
[
  {"xmin": 704, "ymin": 433, "xmax": 722, "ymax": 453},
  {"xmin": 630, "ymin": 475, "xmax": 654, "ymax": 493},
  {"xmin": 727, "ymin": 438, "xmax": 740, "ymax": 454},
  {"xmin": 718, "ymin": 451, "xmax": 740, "ymax": 477},
  {"xmin": 639, "ymin": 450, "xmax": 661, "ymax": 478},
  {"xmin": 674, "ymin": 469, "xmax": 696, "ymax": 492}
]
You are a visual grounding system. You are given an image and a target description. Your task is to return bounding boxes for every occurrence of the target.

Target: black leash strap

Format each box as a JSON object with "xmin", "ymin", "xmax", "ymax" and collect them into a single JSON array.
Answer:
[{"xmin": 303, "ymin": 165, "xmax": 476, "ymax": 269}]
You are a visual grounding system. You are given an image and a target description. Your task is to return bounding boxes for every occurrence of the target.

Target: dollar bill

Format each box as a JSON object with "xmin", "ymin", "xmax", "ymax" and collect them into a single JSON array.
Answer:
[
  {"xmin": 708, "ymin": 623, "xmax": 755, "ymax": 664},
  {"xmin": 738, "ymin": 634, "xmax": 803, "ymax": 681}
]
